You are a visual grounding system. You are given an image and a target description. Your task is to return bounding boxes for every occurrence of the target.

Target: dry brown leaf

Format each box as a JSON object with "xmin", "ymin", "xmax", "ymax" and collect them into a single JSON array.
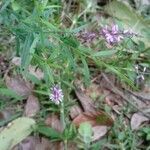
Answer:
[
  {"xmin": 84, "ymin": 83, "xmax": 103, "ymax": 100},
  {"xmin": 0, "ymin": 110, "xmax": 12, "ymax": 121},
  {"xmin": 11, "ymin": 57, "xmax": 44, "ymax": 80},
  {"xmin": 75, "ymin": 89, "xmax": 95, "ymax": 112},
  {"xmin": 67, "ymin": 142, "xmax": 78, "ymax": 150},
  {"xmin": 5, "ymin": 76, "xmax": 32, "ymax": 98},
  {"xmin": 45, "ymin": 114, "xmax": 63, "ymax": 132},
  {"xmin": 12, "ymin": 136, "xmax": 38, "ymax": 150},
  {"xmin": 72, "ymin": 111, "xmax": 113, "ymax": 127},
  {"xmin": 92, "ymin": 126, "xmax": 107, "ymax": 142},
  {"xmin": 45, "ymin": 141, "xmax": 64, "ymax": 150},
  {"xmin": 70, "ymin": 105, "xmax": 83, "ymax": 119},
  {"xmin": 28, "ymin": 66, "xmax": 44, "ymax": 80},
  {"xmin": 11, "ymin": 57, "xmax": 21, "ymax": 66},
  {"xmin": 131, "ymin": 113, "xmax": 149, "ymax": 130},
  {"xmin": 12, "ymin": 136, "xmax": 51, "ymax": 150},
  {"xmin": 24, "ymin": 95, "xmax": 40, "ymax": 117}
]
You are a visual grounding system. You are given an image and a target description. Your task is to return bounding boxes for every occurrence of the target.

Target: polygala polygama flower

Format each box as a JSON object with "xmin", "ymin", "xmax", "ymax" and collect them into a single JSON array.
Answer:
[
  {"xmin": 77, "ymin": 23, "xmax": 137, "ymax": 45},
  {"xmin": 101, "ymin": 24, "xmax": 136, "ymax": 45},
  {"xmin": 49, "ymin": 84, "xmax": 64, "ymax": 105},
  {"xmin": 101, "ymin": 24, "xmax": 123, "ymax": 45}
]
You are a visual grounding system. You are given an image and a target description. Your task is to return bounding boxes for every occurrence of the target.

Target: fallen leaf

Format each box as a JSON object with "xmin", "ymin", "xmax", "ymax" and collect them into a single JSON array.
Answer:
[
  {"xmin": 41, "ymin": 138, "xmax": 64, "ymax": 150},
  {"xmin": 131, "ymin": 113, "xmax": 149, "ymax": 130},
  {"xmin": 72, "ymin": 111, "xmax": 113, "ymax": 127},
  {"xmin": 70, "ymin": 105, "xmax": 83, "ymax": 119},
  {"xmin": 5, "ymin": 76, "xmax": 32, "ymax": 98},
  {"xmin": 45, "ymin": 114, "xmax": 63, "ymax": 132},
  {"xmin": 18, "ymin": 136, "xmax": 41, "ymax": 150},
  {"xmin": 28, "ymin": 66, "xmax": 44, "ymax": 80},
  {"xmin": 75, "ymin": 89, "xmax": 95, "ymax": 112},
  {"xmin": 12, "ymin": 136, "xmax": 51, "ymax": 150},
  {"xmin": 92, "ymin": 126, "xmax": 107, "ymax": 142},
  {"xmin": 84, "ymin": 83, "xmax": 103, "ymax": 100},
  {"xmin": 11, "ymin": 57, "xmax": 21, "ymax": 66},
  {"xmin": 24, "ymin": 95, "xmax": 40, "ymax": 117},
  {"xmin": 11, "ymin": 57, "xmax": 44, "ymax": 80}
]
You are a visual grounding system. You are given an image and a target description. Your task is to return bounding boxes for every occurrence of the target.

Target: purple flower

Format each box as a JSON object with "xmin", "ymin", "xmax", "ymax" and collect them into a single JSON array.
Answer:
[
  {"xmin": 101, "ymin": 24, "xmax": 124, "ymax": 45},
  {"xmin": 77, "ymin": 31, "xmax": 97, "ymax": 43},
  {"xmin": 49, "ymin": 84, "xmax": 64, "ymax": 105}
]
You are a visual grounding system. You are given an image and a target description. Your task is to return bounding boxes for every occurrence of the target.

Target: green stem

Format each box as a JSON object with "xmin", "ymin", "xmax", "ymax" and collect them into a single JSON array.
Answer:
[
  {"xmin": 60, "ymin": 101, "xmax": 66, "ymax": 129},
  {"xmin": 60, "ymin": 101, "xmax": 67, "ymax": 150}
]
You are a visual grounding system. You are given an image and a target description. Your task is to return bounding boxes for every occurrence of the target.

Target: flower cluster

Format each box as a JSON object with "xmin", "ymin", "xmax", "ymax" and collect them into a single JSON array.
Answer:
[
  {"xmin": 101, "ymin": 24, "xmax": 137, "ymax": 45},
  {"xmin": 101, "ymin": 24, "xmax": 123, "ymax": 45},
  {"xmin": 77, "ymin": 24, "xmax": 137, "ymax": 45},
  {"xmin": 49, "ymin": 84, "xmax": 64, "ymax": 105}
]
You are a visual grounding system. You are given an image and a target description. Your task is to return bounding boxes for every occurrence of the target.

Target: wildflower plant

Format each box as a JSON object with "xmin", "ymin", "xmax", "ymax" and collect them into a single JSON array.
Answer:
[{"xmin": 49, "ymin": 84, "xmax": 64, "ymax": 105}]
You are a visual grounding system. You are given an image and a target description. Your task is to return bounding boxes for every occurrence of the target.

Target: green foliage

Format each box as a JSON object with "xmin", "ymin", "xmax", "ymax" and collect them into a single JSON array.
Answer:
[
  {"xmin": 37, "ymin": 125, "xmax": 62, "ymax": 140},
  {"xmin": 0, "ymin": 88, "xmax": 22, "ymax": 100},
  {"xmin": 0, "ymin": 0, "xmax": 150, "ymax": 149},
  {"xmin": 0, "ymin": 117, "xmax": 35, "ymax": 150},
  {"xmin": 78, "ymin": 122, "xmax": 92, "ymax": 149}
]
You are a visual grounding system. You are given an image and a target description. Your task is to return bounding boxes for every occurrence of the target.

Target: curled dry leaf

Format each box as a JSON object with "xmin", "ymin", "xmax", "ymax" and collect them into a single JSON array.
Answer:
[
  {"xmin": 92, "ymin": 126, "xmax": 107, "ymax": 142},
  {"xmin": 72, "ymin": 111, "xmax": 113, "ymax": 127},
  {"xmin": 24, "ymin": 95, "xmax": 40, "ymax": 117},
  {"xmin": 75, "ymin": 89, "xmax": 95, "ymax": 112},
  {"xmin": 70, "ymin": 105, "xmax": 83, "ymax": 119},
  {"xmin": 131, "ymin": 113, "xmax": 149, "ymax": 130},
  {"xmin": 5, "ymin": 76, "xmax": 32, "ymax": 98},
  {"xmin": 45, "ymin": 114, "xmax": 63, "ymax": 132}
]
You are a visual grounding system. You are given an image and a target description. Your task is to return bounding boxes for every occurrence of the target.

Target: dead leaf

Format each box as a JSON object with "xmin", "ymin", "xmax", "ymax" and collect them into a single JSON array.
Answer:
[
  {"xmin": 75, "ymin": 89, "xmax": 95, "ymax": 112},
  {"xmin": 11, "ymin": 57, "xmax": 21, "ymax": 66},
  {"xmin": 131, "ymin": 113, "xmax": 149, "ymax": 130},
  {"xmin": 0, "ymin": 110, "xmax": 12, "ymax": 122},
  {"xmin": 24, "ymin": 95, "xmax": 40, "ymax": 117},
  {"xmin": 84, "ymin": 83, "xmax": 103, "ymax": 100},
  {"xmin": 72, "ymin": 111, "xmax": 113, "ymax": 127},
  {"xmin": 70, "ymin": 105, "xmax": 83, "ymax": 119},
  {"xmin": 41, "ymin": 138, "xmax": 64, "ymax": 150},
  {"xmin": 28, "ymin": 66, "xmax": 44, "ymax": 80},
  {"xmin": 67, "ymin": 142, "xmax": 78, "ymax": 150},
  {"xmin": 45, "ymin": 114, "xmax": 63, "ymax": 132},
  {"xmin": 12, "ymin": 136, "xmax": 50, "ymax": 150},
  {"xmin": 45, "ymin": 141, "xmax": 64, "ymax": 150},
  {"xmin": 92, "ymin": 126, "xmax": 107, "ymax": 142},
  {"xmin": 5, "ymin": 76, "xmax": 32, "ymax": 98},
  {"xmin": 11, "ymin": 57, "xmax": 44, "ymax": 80}
]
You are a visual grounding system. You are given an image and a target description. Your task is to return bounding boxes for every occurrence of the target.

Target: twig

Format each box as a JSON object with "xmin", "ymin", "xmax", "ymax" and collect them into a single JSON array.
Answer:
[{"xmin": 101, "ymin": 73, "xmax": 150, "ymax": 119}]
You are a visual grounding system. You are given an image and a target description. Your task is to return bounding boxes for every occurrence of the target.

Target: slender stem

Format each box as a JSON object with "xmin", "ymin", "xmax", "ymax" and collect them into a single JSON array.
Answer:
[
  {"xmin": 60, "ymin": 101, "xmax": 67, "ymax": 150},
  {"xmin": 60, "ymin": 101, "xmax": 66, "ymax": 129}
]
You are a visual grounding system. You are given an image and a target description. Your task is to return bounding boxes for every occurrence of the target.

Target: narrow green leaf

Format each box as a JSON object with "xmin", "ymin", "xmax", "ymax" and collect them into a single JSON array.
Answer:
[
  {"xmin": 37, "ymin": 125, "xmax": 62, "ymax": 140},
  {"xmin": 93, "ymin": 50, "xmax": 117, "ymax": 57},
  {"xmin": 0, "ymin": 88, "xmax": 22, "ymax": 100},
  {"xmin": 21, "ymin": 34, "xmax": 39, "ymax": 71}
]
